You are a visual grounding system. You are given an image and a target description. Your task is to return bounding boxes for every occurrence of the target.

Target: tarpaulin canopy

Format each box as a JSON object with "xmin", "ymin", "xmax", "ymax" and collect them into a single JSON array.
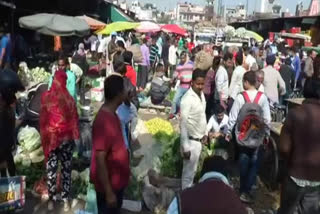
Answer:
[
  {"xmin": 97, "ymin": 21, "xmax": 139, "ymax": 35},
  {"xmin": 279, "ymin": 33, "xmax": 311, "ymax": 41},
  {"xmin": 161, "ymin": 24, "xmax": 187, "ymax": 36},
  {"xmin": 76, "ymin": 15, "xmax": 106, "ymax": 30},
  {"xmin": 135, "ymin": 21, "xmax": 160, "ymax": 33},
  {"xmin": 19, "ymin": 13, "xmax": 90, "ymax": 37},
  {"xmin": 245, "ymin": 30, "xmax": 264, "ymax": 42}
]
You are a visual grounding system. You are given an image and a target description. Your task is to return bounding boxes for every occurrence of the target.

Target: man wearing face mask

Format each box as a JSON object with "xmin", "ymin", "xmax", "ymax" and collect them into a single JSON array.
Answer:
[{"xmin": 0, "ymin": 69, "xmax": 25, "ymax": 177}]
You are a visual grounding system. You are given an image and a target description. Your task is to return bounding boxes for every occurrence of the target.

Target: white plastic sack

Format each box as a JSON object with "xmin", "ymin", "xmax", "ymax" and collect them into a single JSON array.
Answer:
[{"xmin": 17, "ymin": 126, "xmax": 41, "ymax": 152}]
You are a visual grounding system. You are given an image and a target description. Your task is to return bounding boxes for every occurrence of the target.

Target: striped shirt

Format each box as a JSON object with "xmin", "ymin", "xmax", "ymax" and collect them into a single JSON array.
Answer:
[
  {"xmin": 173, "ymin": 61, "xmax": 194, "ymax": 89},
  {"xmin": 150, "ymin": 44, "xmax": 159, "ymax": 63}
]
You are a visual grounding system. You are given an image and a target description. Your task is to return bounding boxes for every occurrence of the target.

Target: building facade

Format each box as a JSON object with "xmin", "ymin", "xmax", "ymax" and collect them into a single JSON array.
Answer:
[
  {"xmin": 226, "ymin": 4, "xmax": 246, "ymax": 23},
  {"xmin": 176, "ymin": 3, "xmax": 206, "ymax": 26}
]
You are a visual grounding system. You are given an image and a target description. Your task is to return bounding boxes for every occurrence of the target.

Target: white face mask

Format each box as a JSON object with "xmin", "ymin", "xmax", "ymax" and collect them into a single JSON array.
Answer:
[{"xmin": 213, "ymin": 50, "xmax": 219, "ymax": 57}]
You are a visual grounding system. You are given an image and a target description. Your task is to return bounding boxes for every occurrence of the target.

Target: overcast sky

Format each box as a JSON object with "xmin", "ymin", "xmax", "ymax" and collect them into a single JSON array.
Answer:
[{"xmin": 127, "ymin": 0, "xmax": 312, "ymax": 13}]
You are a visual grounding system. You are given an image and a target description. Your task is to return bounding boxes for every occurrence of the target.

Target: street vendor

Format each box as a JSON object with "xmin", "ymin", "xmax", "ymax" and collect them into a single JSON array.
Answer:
[
  {"xmin": 49, "ymin": 56, "xmax": 77, "ymax": 101},
  {"xmin": 0, "ymin": 69, "xmax": 25, "ymax": 177}
]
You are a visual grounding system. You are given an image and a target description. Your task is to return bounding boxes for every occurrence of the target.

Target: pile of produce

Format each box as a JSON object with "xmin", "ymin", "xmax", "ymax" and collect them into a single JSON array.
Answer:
[
  {"xmin": 15, "ymin": 126, "xmax": 45, "ymax": 166},
  {"xmin": 71, "ymin": 168, "xmax": 90, "ymax": 200},
  {"xmin": 18, "ymin": 62, "xmax": 51, "ymax": 86},
  {"xmin": 15, "ymin": 126, "xmax": 45, "ymax": 188},
  {"xmin": 145, "ymin": 118, "xmax": 174, "ymax": 142},
  {"xmin": 159, "ymin": 136, "xmax": 182, "ymax": 178},
  {"xmin": 160, "ymin": 137, "xmax": 216, "ymax": 180}
]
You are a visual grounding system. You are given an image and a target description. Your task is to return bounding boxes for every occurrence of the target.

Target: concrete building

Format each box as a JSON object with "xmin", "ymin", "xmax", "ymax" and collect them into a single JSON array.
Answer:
[
  {"xmin": 226, "ymin": 4, "xmax": 246, "ymax": 23},
  {"xmin": 176, "ymin": 3, "xmax": 206, "ymax": 26},
  {"xmin": 295, "ymin": 0, "xmax": 320, "ymax": 17},
  {"xmin": 129, "ymin": 0, "xmax": 157, "ymax": 21},
  {"xmin": 256, "ymin": 0, "xmax": 278, "ymax": 13}
]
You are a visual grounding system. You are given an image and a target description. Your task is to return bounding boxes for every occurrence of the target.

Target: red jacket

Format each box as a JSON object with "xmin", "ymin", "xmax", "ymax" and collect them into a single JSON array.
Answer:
[{"xmin": 125, "ymin": 64, "xmax": 137, "ymax": 87}]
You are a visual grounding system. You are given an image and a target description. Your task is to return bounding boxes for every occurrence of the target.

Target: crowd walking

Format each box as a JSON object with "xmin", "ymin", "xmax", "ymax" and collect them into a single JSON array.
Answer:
[{"xmin": 0, "ymin": 23, "xmax": 320, "ymax": 214}]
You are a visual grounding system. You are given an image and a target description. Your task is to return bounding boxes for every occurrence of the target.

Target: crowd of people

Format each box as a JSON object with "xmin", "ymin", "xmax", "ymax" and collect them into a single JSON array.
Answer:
[{"xmin": 0, "ymin": 27, "xmax": 320, "ymax": 214}]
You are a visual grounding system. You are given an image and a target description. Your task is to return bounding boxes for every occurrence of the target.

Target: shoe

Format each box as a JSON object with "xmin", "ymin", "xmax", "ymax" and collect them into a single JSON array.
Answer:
[
  {"xmin": 47, "ymin": 200, "xmax": 54, "ymax": 211},
  {"xmin": 168, "ymin": 114, "xmax": 175, "ymax": 120},
  {"xmin": 240, "ymin": 193, "xmax": 253, "ymax": 204},
  {"xmin": 63, "ymin": 199, "xmax": 70, "ymax": 212},
  {"xmin": 252, "ymin": 184, "xmax": 258, "ymax": 190}
]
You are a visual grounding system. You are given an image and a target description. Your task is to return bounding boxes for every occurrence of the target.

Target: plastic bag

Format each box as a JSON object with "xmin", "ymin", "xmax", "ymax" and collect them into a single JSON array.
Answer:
[
  {"xmin": 85, "ymin": 183, "xmax": 98, "ymax": 214},
  {"xmin": 79, "ymin": 121, "xmax": 92, "ymax": 159},
  {"xmin": 0, "ymin": 176, "xmax": 26, "ymax": 212},
  {"xmin": 17, "ymin": 126, "xmax": 41, "ymax": 152}
]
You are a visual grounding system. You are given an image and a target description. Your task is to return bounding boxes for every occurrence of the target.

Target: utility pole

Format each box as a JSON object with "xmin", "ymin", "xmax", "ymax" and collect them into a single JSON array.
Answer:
[{"xmin": 246, "ymin": 0, "xmax": 249, "ymax": 18}]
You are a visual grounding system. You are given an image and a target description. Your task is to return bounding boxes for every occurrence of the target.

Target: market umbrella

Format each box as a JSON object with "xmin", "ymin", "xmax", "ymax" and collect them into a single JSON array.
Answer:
[
  {"xmin": 76, "ymin": 15, "xmax": 106, "ymax": 30},
  {"xmin": 135, "ymin": 21, "xmax": 160, "ymax": 33},
  {"xmin": 19, "ymin": 13, "xmax": 90, "ymax": 36},
  {"xmin": 279, "ymin": 32, "xmax": 311, "ymax": 41},
  {"xmin": 161, "ymin": 24, "xmax": 187, "ymax": 36},
  {"xmin": 245, "ymin": 30, "xmax": 264, "ymax": 42},
  {"xmin": 97, "ymin": 21, "xmax": 140, "ymax": 35}
]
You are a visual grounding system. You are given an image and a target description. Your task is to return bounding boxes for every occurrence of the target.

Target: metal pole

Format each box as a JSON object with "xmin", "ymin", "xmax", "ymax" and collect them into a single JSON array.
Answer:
[{"xmin": 246, "ymin": 0, "xmax": 249, "ymax": 18}]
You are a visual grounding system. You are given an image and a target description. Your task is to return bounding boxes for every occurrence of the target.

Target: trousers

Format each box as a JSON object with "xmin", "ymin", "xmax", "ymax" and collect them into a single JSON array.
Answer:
[
  {"xmin": 181, "ymin": 140, "xmax": 202, "ymax": 190},
  {"xmin": 238, "ymin": 146, "xmax": 262, "ymax": 194},
  {"xmin": 278, "ymin": 177, "xmax": 320, "ymax": 214},
  {"xmin": 137, "ymin": 65, "xmax": 148, "ymax": 89},
  {"xmin": 170, "ymin": 87, "xmax": 188, "ymax": 115},
  {"xmin": 47, "ymin": 141, "xmax": 74, "ymax": 200}
]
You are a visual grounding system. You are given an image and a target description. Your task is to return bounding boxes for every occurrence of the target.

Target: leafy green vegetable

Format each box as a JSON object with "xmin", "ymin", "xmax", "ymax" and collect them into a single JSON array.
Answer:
[
  {"xmin": 124, "ymin": 174, "xmax": 143, "ymax": 200},
  {"xmin": 167, "ymin": 90, "xmax": 176, "ymax": 102},
  {"xmin": 159, "ymin": 136, "xmax": 183, "ymax": 178}
]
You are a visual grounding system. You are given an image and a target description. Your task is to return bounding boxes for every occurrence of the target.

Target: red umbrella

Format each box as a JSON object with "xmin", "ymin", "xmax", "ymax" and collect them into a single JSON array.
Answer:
[{"xmin": 161, "ymin": 24, "xmax": 187, "ymax": 36}]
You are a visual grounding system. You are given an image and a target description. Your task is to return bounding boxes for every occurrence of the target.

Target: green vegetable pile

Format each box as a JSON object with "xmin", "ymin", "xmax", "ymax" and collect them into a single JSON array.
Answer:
[
  {"xmin": 159, "ymin": 136, "xmax": 183, "ymax": 178},
  {"xmin": 71, "ymin": 168, "xmax": 90, "ymax": 199},
  {"xmin": 15, "ymin": 126, "xmax": 45, "ymax": 165},
  {"xmin": 124, "ymin": 174, "xmax": 143, "ymax": 200},
  {"xmin": 15, "ymin": 126, "xmax": 46, "ymax": 189},
  {"xmin": 159, "ymin": 136, "xmax": 216, "ymax": 181},
  {"xmin": 16, "ymin": 162, "xmax": 45, "ymax": 189},
  {"xmin": 18, "ymin": 63, "xmax": 51, "ymax": 86}
]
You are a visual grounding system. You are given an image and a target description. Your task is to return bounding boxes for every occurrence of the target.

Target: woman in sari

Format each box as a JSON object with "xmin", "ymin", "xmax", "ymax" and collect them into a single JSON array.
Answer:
[{"xmin": 40, "ymin": 70, "xmax": 79, "ymax": 211}]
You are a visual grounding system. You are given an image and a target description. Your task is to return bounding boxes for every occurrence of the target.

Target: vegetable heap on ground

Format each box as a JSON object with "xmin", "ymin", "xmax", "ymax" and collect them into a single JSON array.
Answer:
[
  {"xmin": 71, "ymin": 168, "xmax": 90, "ymax": 200},
  {"xmin": 15, "ymin": 126, "xmax": 45, "ymax": 189},
  {"xmin": 145, "ymin": 117, "xmax": 174, "ymax": 143},
  {"xmin": 18, "ymin": 63, "xmax": 51, "ymax": 86}
]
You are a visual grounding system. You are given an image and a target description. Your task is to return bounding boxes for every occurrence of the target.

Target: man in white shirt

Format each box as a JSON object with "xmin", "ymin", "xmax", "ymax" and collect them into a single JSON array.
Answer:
[
  {"xmin": 262, "ymin": 54, "xmax": 286, "ymax": 104},
  {"xmin": 207, "ymin": 104, "xmax": 229, "ymax": 138},
  {"xmin": 168, "ymin": 40, "xmax": 178, "ymax": 78},
  {"xmin": 97, "ymin": 35, "xmax": 108, "ymax": 59},
  {"xmin": 215, "ymin": 52, "xmax": 233, "ymax": 110},
  {"xmin": 207, "ymin": 104, "xmax": 229, "ymax": 160},
  {"xmin": 255, "ymin": 70, "xmax": 265, "ymax": 92},
  {"xmin": 226, "ymin": 71, "xmax": 271, "ymax": 203},
  {"xmin": 229, "ymin": 52, "xmax": 246, "ymax": 105},
  {"xmin": 180, "ymin": 69, "xmax": 207, "ymax": 190},
  {"xmin": 245, "ymin": 49, "xmax": 257, "ymax": 71}
]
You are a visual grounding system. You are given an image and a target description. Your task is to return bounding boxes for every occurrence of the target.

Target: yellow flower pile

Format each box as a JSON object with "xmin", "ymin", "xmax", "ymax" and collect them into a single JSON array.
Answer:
[{"xmin": 145, "ymin": 117, "xmax": 174, "ymax": 136}]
